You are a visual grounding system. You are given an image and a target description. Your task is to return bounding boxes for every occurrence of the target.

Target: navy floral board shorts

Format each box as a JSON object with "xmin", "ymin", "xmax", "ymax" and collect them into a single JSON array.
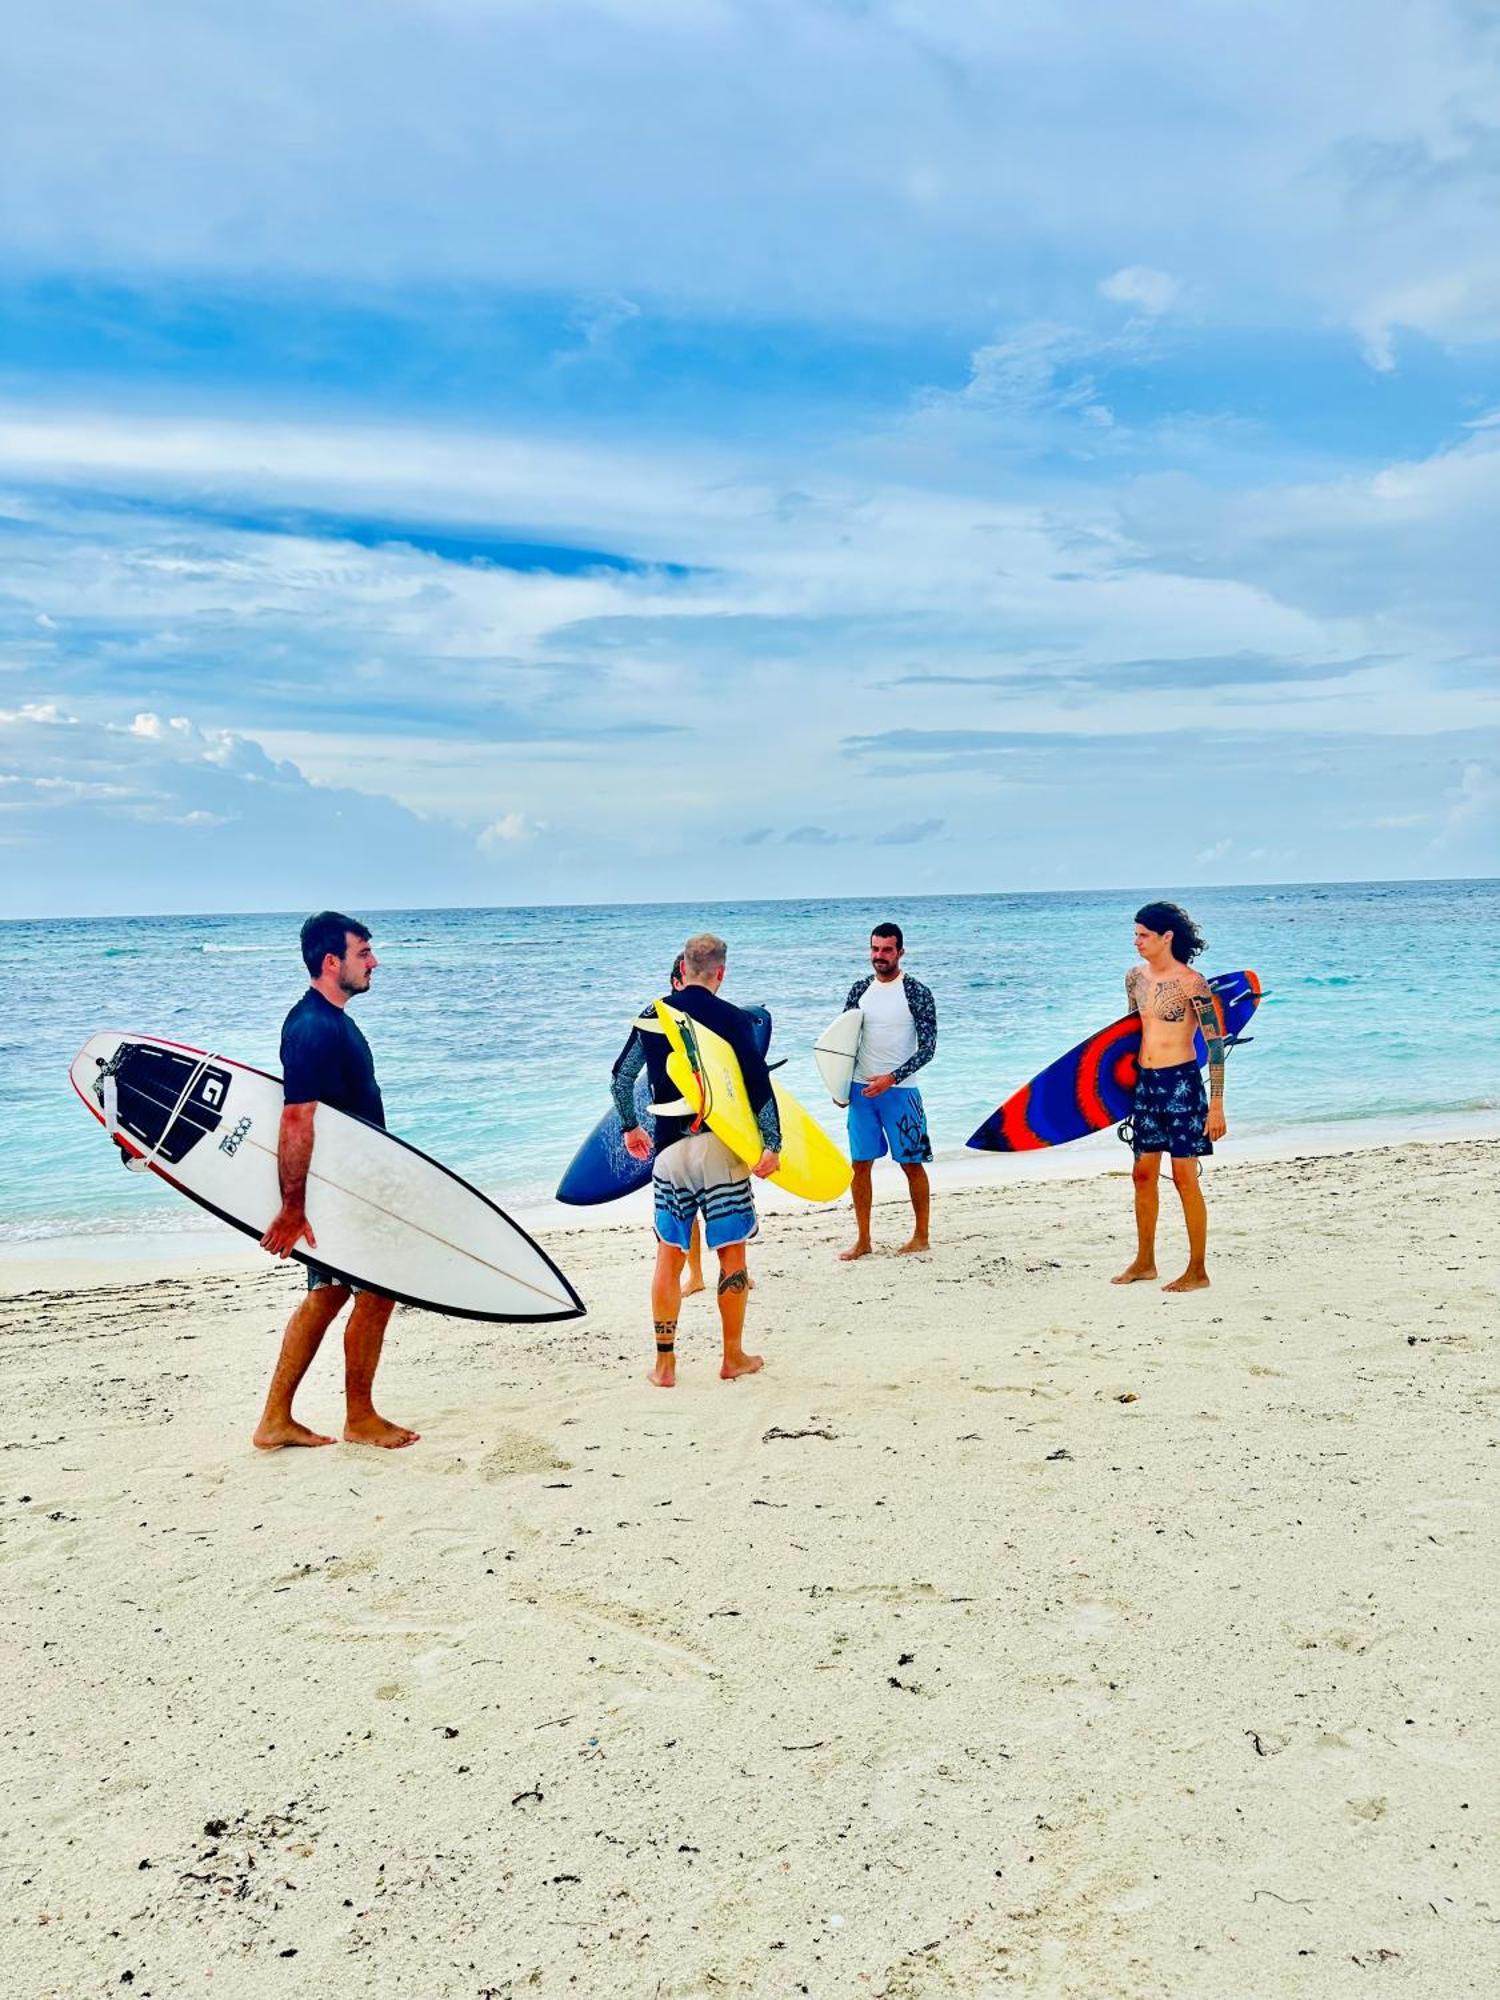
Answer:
[{"xmin": 1129, "ymin": 1061, "xmax": 1212, "ymax": 1159}]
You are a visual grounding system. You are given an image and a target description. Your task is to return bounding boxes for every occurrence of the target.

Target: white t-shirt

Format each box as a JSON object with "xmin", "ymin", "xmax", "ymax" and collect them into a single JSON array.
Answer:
[{"xmin": 854, "ymin": 975, "xmax": 918, "ymax": 1083}]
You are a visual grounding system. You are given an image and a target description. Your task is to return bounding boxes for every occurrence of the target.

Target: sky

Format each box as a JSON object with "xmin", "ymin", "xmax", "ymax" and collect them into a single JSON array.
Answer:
[{"xmin": 2, "ymin": 0, "xmax": 1498, "ymax": 916}]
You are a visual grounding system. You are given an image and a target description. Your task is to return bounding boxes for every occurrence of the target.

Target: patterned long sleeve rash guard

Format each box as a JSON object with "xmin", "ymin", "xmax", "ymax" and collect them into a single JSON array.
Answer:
[{"xmin": 842, "ymin": 974, "xmax": 937, "ymax": 1084}]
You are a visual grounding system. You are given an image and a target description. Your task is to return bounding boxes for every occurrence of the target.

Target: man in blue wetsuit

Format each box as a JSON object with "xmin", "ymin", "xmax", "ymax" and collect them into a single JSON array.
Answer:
[
  {"xmin": 838, "ymin": 922, "xmax": 937, "ymax": 1261},
  {"xmin": 253, "ymin": 911, "xmax": 418, "ymax": 1453},
  {"xmin": 612, "ymin": 932, "xmax": 780, "ymax": 1388}
]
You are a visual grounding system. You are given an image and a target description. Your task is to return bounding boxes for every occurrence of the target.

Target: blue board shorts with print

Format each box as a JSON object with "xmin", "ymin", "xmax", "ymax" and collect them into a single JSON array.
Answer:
[
  {"xmin": 1129, "ymin": 1060, "xmax": 1212, "ymax": 1159},
  {"xmin": 653, "ymin": 1131, "xmax": 759, "ymax": 1250},
  {"xmin": 847, "ymin": 1082, "xmax": 933, "ymax": 1166},
  {"xmin": 305, "ymin": 1261, "xmax": 378, "ymax": 1297}
]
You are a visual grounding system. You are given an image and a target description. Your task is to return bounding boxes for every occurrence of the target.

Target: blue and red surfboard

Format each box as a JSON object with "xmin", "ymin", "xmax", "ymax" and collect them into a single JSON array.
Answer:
[{"xmin": 966, "ymin": 970, "xmax": 1262, "ymax": 1153}]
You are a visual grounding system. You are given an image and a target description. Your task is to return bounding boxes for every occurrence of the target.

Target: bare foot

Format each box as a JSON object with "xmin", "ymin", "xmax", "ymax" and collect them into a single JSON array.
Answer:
[
  {"xmin": 1111, "ymin": 1263, "xmax": 1158, "ymax": 1285},
  {"xmin": 647, "ymin": 1355, "xmax": 677, "ymax": 1388},
  {"xmin": 680, "ymin": 1276, "xmax": 706, "ymax": 1299},
  {"xmin": 1163, "ymin": 1270, "xmax": 1211, "ymax": 1294},
  {"xmin": 897, "ymin": 1236, "xmax": 930, "ymax": 1256},
  {"xmin": 343, "ymin": 1413, "xmax": 421, "ymax": 1449},
  {"xmin": 252, "ymin": 1418, "xmax": 336, "ymax": 1452},
  {"xmin": 839, "ymin": 1241, "xmax": 872, "ymax": 1262},
  {"xmin": 720, "ymin": 1352, "xmax": 764, "ymax": 1380}
]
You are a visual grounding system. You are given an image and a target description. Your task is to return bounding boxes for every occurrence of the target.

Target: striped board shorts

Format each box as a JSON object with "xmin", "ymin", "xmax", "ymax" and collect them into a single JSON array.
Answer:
[{"xmin": 652, "ymin": 1131, "xmax": 758, "ymax": 1250}]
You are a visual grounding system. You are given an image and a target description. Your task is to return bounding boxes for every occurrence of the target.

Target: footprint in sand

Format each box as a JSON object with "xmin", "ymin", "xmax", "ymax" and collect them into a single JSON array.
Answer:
[
  {"xmin": 478, "ymin": 1430, "xmax": 573, "ymax": 1481},
  {"xmin": 1346, "ymin": 1795, "xmax": 1389, "ymax": 1823}
]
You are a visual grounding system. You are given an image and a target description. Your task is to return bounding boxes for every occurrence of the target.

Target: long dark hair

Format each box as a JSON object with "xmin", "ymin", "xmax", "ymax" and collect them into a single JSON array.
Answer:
[{"xmin": 1135, "ymin": 901, "xmax": 1206, "ymax": 964}]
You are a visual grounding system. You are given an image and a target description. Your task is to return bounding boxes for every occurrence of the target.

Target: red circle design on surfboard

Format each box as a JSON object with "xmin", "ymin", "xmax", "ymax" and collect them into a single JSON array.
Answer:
[
  {"xmin": 1000, "ymin": 1088, "xmax": 1045, "ymax": 1151},
  {"xmin": 1075, "ymin": 1025, "xmax": 1119, "ymax": 1127}
]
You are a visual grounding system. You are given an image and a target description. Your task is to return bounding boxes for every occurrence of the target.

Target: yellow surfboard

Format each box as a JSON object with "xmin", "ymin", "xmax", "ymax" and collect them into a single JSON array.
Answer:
[{"xmin": 654, "ymin": 1002, "xmax": 853, "ymax": 1204}]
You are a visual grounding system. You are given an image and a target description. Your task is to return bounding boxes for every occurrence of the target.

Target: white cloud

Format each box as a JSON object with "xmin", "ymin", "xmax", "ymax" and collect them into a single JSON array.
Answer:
[
  {"xmin": 940, "ymin": 323, "xmax": 1113, "ymax": 423},
  {"xmin": 1435, "ymin": 758, "xmax": 1498, "ymax": 845},
  {"xmin": 0, "ymin": 700, "xmax": 74, "ymax": 726},
  {"xmin": 3, "ymin": 367, "xmax": 1500, "ymax": 907},
  {"xmin": 1099, "ymin": 266, "xmax": 1181, "ymax": 317},
  {"xmin": 0, "ymin": 701, "xmax": 498, "ymax": 915},
  {"xmin": 477, "ymin": 811, "xmax": 541, "ymax": 849}
]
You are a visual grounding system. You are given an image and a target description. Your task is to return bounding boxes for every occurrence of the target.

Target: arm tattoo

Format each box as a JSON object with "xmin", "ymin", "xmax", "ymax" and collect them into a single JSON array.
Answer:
[
  {"xmin": 755, "ymin": 1096, "xmax": 782, "ymax": 1152},
  {"xmin": 1124, "ymin": 966, "xmax": 1142, "ymax": 1014},
  {"xmin": 889, "ymin": 978, "xmax": 937, "ymax": 1084},
  {"xmin": 609, "ymin": 1018, "xmax": 649, "ymax": 1128},
  {"xmin": 1193, "ymin": 990, "xmax": 1226, "ymax": 1100}
]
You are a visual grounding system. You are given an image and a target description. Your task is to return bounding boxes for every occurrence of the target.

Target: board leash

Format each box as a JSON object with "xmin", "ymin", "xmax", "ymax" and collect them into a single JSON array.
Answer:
[{"xmin": 677, "ymin": 1017, "xmax": 712, "ymax": 1130}]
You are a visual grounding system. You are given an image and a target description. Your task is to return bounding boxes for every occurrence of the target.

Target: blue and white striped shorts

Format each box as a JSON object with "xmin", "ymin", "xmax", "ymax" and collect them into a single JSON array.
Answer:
[{"xmin": 652, "ymin": 1132, "xmax": 758, "ymax": 1250}]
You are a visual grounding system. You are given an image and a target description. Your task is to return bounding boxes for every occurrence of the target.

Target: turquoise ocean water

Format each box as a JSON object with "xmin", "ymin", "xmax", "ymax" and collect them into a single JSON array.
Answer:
[{"xmin": 2, "ymin": 879, "xmax": 1496, "ymax": 1247}]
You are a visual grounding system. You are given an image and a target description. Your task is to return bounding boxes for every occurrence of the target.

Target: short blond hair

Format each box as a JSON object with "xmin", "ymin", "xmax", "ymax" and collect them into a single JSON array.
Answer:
[{"xmin": 681, "ymin": 932, "xmax": 727, "ymax": 979}]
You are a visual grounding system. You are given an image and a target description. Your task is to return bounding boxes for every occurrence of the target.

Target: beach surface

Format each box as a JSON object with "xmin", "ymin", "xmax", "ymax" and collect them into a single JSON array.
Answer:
[{"xmin": 3, "ymin": 1138, "xmax": 1497, "ymax": 1998}]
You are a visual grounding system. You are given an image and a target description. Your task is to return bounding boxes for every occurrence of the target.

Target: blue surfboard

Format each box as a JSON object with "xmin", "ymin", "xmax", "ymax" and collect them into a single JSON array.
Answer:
[{"xmin": 556, "ymin": 1004, "xmax": 774, "ymax": 1205}]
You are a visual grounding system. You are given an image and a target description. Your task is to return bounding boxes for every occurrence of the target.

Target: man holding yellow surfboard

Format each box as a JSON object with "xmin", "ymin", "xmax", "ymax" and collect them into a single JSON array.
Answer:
[{"xmin": 613, "ymin": 933, "xmax": 780, "ymax": 1388}]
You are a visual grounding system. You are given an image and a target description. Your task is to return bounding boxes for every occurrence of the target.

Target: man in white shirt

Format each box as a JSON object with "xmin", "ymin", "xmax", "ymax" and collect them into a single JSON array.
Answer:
[{"xmin": 837, "ymin": 923, "xmax": 938, "ymax": 1260}]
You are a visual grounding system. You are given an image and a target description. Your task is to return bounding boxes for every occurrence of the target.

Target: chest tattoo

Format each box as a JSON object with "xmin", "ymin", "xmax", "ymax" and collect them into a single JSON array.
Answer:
[{"xmin": 1149, "ymin": 979, "xmax": 1191, "ymax": 1022}]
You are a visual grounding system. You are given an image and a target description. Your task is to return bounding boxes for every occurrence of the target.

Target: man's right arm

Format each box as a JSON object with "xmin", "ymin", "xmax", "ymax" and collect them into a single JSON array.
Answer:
[
  {"xmin": 261, "ymin": 1101, "xmax": 318, "ymax": 1255},
  {"xmin": 612, "ymin": 1023, "xmax": 654, "ymax": 1160},
  {"xmin": 1124, "ymin": 966, "xmax": 1143, "ymax": 1015},
  {"xmin": 611, "ymin": 1026, "xmax": 647, "ymax": 1127}
]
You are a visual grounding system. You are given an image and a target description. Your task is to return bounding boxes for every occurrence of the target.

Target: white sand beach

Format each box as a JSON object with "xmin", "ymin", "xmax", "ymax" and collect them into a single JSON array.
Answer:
[{"xmin": 4, "ymin": 1138, "xmax": 1497, "ymax": 1998}]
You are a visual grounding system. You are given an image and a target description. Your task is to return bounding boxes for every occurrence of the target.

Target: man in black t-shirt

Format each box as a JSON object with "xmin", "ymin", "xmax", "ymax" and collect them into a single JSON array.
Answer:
[
  {"xmin": 253, "ymin": 911, "xmax": 418, "ymax": 1453},
  {"xmin": 612, "ymin": 932, "xmax": 780, "ymax": 1388}
]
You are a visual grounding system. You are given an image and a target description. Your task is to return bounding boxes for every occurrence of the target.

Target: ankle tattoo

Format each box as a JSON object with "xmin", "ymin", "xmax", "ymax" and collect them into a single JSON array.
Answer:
[{"xmin": 653, "ymin": 1318, "xmax": 677, "ymax": 1353}]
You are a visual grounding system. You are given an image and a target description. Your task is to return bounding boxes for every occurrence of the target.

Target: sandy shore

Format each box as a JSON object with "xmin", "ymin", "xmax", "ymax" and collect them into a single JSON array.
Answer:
[{"xmin": 3, "ymin": 1138, "xmax": 1497, "ymax": 1998}]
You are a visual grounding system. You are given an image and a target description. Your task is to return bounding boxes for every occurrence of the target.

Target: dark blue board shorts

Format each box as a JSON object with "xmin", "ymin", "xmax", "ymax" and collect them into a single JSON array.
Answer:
[
  {"xmin": 1129, "ymin": 1061, "xmax": 1212, "ymax": 1159},
  {"xmin": 305, "ymin": 1261, "xmax": 389, "ymax": 1299}
]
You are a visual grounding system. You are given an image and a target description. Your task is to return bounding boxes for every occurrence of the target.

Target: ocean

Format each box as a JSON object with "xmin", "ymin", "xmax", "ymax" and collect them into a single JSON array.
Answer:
[{"xmin": 3, "ymin": 878, "xmax": 1496, "ymax": 1249}]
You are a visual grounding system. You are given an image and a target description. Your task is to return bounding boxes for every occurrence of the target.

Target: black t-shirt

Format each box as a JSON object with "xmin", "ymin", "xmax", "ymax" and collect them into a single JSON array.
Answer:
[
  {"xmin": 613, "ymin": 984, "xmax": 778, "ymax": 1154},
  {"xmin": 280, "ymin": 988, "xmax": 385, "ymax": 1128}
]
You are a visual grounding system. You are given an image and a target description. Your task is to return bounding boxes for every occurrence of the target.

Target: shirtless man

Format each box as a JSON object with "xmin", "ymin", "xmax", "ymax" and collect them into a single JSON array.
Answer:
[{"xmin": 1111, "ymin": 901, "xmax": 1227, "ymax": 1294}]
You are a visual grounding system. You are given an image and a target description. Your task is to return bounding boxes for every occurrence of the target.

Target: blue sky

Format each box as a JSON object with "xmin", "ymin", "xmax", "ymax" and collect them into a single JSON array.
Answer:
[{"xmin": 2, "ymin": 0, "xmax": 1497, "ymax": 914}]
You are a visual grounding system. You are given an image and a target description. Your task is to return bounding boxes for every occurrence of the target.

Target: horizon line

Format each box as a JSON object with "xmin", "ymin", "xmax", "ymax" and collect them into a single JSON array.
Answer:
[{"xmin": 2, "ymin": 870, "xmax": 1495, "ymax": 928}]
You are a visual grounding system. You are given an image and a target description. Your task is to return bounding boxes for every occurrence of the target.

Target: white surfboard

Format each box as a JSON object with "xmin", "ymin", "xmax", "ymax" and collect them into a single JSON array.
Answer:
[
  {"xmin": 813, "ymin": 1008, "xmax": 865, "ymax": 1107},
  {"xmin": 69, "ymin": 1032, "xmax": 584, "ymax": 1323}
]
